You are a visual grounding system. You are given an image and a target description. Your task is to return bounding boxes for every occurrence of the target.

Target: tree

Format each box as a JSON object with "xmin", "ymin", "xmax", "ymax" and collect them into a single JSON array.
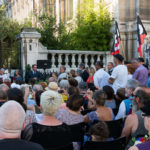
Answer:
[
  {"xmin": 69, "ymin": 0, "xmax": 112, "ymax": 51},
  {"xmin": 0, "ymin": 5, "xmax": 32, "ymax": 68}
]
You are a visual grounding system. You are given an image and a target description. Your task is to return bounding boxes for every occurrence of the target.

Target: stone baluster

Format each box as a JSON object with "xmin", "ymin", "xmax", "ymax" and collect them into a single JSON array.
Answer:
[
  {"xmin": 91, "ymin": 55, "xmax": 95, "ymax": 68},
  {"xmin": 58, "ymin": 54, "xmax": 62, "ymax": 68},
  {"xmin": 78, "ymin": 54, "xmax": 82, "ymax": 67},
  {"xmin": 51, "ymin": 53, "xmax": 56, "ymax": 68},
  {"xmin": 65, "ymin": 54, "xmax": 69, "ymax": 69},
  {"xmin": 71, "ymin": 54, "xmax": 76, "ymax": 68},
  {"xmin": 97, "ymin": 55, "xmax": 100, "ymax": 62},
  {"xmin": 85, "ymin": 54, "xmax": 88, "ymax": 68}
]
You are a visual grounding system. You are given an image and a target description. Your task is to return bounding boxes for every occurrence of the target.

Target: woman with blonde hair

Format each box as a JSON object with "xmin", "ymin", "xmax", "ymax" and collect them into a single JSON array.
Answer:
[{"xmin": 87, "ymin": 67, "xmax": 95, "ymax": 84}]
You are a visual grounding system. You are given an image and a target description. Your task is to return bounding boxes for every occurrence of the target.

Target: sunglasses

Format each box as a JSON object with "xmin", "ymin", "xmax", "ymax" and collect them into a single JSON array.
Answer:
[{"xmin": 132, "ymin": 94, "xmax": 138, "ymax": 98}]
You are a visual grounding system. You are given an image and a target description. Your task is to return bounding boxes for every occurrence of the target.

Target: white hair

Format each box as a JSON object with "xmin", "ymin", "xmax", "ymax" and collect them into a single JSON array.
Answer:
[
  {"xmin": 0, "ymin": 101, "xmax": 26, "ymax": 134},
  {"xmin": 40, "ymin": 90, "xmax": 62, "ymax": 116}
]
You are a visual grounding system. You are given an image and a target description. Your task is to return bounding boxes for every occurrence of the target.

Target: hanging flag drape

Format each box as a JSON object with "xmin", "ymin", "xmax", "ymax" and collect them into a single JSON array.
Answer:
[
  {"xmin": 110, "ymin": 21, "xmax": 121, "ymax": 55},
  {"xmin": 137, "ymin": 15, "xmax": 147, "ymax": 57}
]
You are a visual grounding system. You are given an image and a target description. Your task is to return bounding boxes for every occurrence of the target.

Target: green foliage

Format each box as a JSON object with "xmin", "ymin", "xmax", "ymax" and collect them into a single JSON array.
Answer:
[
  {"xmin": 37, "ymin": 13, "xmax": 70, "ymax": 50},
  {"xmin": 0, "ymin": 5, "xmax": 32, "ymax": 68},
  {"xmin": 69, "ymin": 0, "xmax": 112, "ymax": 51}
]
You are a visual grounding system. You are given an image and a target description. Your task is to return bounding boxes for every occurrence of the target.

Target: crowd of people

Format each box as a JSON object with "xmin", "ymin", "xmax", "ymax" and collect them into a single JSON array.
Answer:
[{"xmin": 0, "ymin": 54, "xmax": 150, "ymax": 150}]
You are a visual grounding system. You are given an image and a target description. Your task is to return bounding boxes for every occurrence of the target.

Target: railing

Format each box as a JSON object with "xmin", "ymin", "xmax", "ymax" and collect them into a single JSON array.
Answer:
[{"xmin": 38, "ymin": 49, "xmax": 113, "ymax": 72}]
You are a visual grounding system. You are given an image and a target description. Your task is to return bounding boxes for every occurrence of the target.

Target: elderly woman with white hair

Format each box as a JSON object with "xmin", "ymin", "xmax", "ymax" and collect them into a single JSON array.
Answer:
[{"xmin": 21, "ymin": 89, "xmax": 72, "ymax": 149}]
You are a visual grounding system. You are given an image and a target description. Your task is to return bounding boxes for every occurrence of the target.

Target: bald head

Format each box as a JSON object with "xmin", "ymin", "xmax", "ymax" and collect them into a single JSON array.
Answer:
[{"xmin": 0, "ymin": 101, "xmax": 25, "ymax": 138}]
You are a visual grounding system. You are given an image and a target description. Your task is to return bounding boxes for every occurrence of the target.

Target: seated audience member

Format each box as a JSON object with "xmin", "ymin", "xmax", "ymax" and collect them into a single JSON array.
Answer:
[
  {"xmin": 3, "ymin": 78, "xmax": 11, "ymax": 88},
  {"xmin": 0, "ymin": 90, "xmax": 7, "ymax": 107},
  {"xmin": 121, "ymin": 88, "xmax": 150, "ymax": 149},
  {"xmin": 87, "ymin": 67, "xmax": 95, "ymax": 84},
  {"xmin": 103, "ymin": 86, "xmax": 116, "ymax": 109},
  {"xmin": 79, "ymin": 63, "xmax": 89, "ymax": 82},
  {"xmin": 59, "ymin": 79, "xmax": 69, "ymax": 91},
  {"xmin": 52, "ymin": 72, "xmax": 58, "ymax": 82},
  {"xmin": 7, "ymin": 88, "xmax": 36, "ymax": 126},
  {"xmin": 21, "ymin": 90, "xmax": 72, "ymax": 149},
  {"xmin": 75, "ymin": 69, "xmax": 83, "ymax": 84},
  {"xmin": 0, "ymin": 84, "xmax": 9, "ymax": 94},
  {"xmin": 14, "ymin": 70, "xmax": 23, "ymax": 82},
  {"xmin": 85, "ymin": 121, "xmax": 109, "ymax": 142},
  {"xmin": 58, "ymin": 66, "xmax": 67, "ymax": 82},
  {"xmin": 115, "ymin": 79, "xmax": 139, "ymax": 120},
  {"xmin": 56, "ymin": 94, "xmax": 84, "ymax": 125},
  {"xmin": 132, "ymin": 58, "xmax": 148, "ymax": 85},
  {"xmin": 84, "ymin": 91, "xmax": 114, "ymax": 123},
  {"xmin": 115, "ymin": 88, "xmax": 126, "ymax": 108},
  {"xmin": 0, "ymin": 101, "xmax": 44, "ymax": 150},
  {"xmin": 32, "ymin": 84, "xmax": 43, "ymax": 93},
  {"xmin": 79, "ymin": 82, "xmax": 88, "ymax": 96},
  {"xmin": 67, "ymin": 86, "xmax": 80, "ymax": 96}
]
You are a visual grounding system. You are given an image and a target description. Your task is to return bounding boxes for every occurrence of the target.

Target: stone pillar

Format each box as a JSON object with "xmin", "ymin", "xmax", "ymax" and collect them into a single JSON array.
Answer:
[{"xmin": 17, "ymin": 27, "xmax": 41, "ymax": 75}]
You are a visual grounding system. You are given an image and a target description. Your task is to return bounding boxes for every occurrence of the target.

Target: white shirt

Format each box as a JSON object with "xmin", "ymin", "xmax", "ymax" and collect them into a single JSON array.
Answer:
[
  {"xmin": 75, "ymin": 76, "xmax": 83, "ymax": 84},
  {"xmin": 115, "ymin": 101, "xmax": 126, "ymax": 120},
  {"xmin": 110, "ymin": 65, "xmax": 128, "ymax": 93},
  {"xmin": 94, "ymin": 68, "xmax": 111, "ymax": 89}
]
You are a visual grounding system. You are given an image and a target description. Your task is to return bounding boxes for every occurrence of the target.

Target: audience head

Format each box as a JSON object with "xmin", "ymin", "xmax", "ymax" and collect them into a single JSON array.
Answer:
[
  {"xmin": 48, "ymin": 77, "xmax": 55, "ymax": 83},
  {"xmin": 32, "ymin": 64, "xmax": 37, "ymax": 72},
  {"xmin": 68, "ymin": 86, "xmax": 80, "ymax": 96},
  {"xmin": 116, "ymin": 88, "xmax": 126, "ymax": 101},
  {"xmin": 7, "ymin": 88, "xmax": 27, "ymax": 111},
  {"xmin": 32, "ymin": 84, "xmax": 43, "ymax": 92},
  {"xmin": 0, "ymin": 84, "xmax": 9, "ymax": 94},
  {"xmin": 40, "ymin": 82, "xmax": 47, "ymax": 91},
  {"xmin": 107, "ymin": 62, "xmax": 114, "ymax": 70},
  {"xmin": 79, "ymin": 63, "xmax": 85, "ymax": 70},
  {"xmin": 133, "ymin": 88, "xmax": 150, "ymax": 109},
  {"xmin": 40, "ymin": 90, "xmax": 62, "ymax": 116},
  {"xmin": 126, "ymin": 79, "xmax": 139, "ymax": 97},
  {"xmin": 89, "ymin": 67, "xmax": 95, "ymax": 76},
  {"xmin": 69, "ymin": 70, "xmax": 76, "ymax": 78},
  {"xmin": 113, "ymin": 54, "xmax": 124, "ymax": 65},
  {"xmin": 46, "ymin": 82, "xmax": 58, "ymax": 91},
  {"xmin": 137, "ymin": 57, "xmax": 145, "ymax": 65},
  {"xmin": 93, "ymin": 91, "xmax": 107, "ymax": 107},
  {"xmin": 0, "ymin": 90, "xmax": 7, "ymax": 101},
  {"xmin": 66, "ymin": 94, "xmax": 84, "ymax": 112},
  {"xmin": 89, "ymin": 121, "xmax": 109, "ymax": 142},
  {"xmin": 0, "ymin": 68, "xmax": 4, "ymax": 75},
  {"xmin": 35, "ymin": 90, "xmax": 44, "ymax": 107},
  {"xmin": 131, "ymin": 58, "xmax": 141, "ymax": 69},
  {"xmin": 68, "ymin": 78, "xmax": 78, "ymax": 87},
  {"xmin": 59, "ymin": 79, "xmax": 69, "ymax": 91},
  {"xmin": 127, "ymin": 64, "xmax": 135, "ymax": 74},
  {"xmin": 103, "ymin": 86, "xmax": 114, "ymax": 100},
  {"xmin": 76, "ymin": 69, "xmax": 82, "ymax": 77},
  {"xmin": 0, "ymin": 101, "xmax": 26, "ymax": 139},
  {"xmin": 95, "ymin": 61, "xmax": 103, "ymax": 70},
  {"xmin": 79, "ymin": 82, "xmax": 88, "ymax": 91},
  {"xmin": 60, "ymin": 66, "xmax": 66, "ymax": 73}
]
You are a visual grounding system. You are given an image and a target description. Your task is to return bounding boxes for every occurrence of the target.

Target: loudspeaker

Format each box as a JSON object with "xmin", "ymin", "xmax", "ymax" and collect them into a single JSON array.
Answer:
[{"xmin": 37, "ymin": 60, "xmax": 51, "ymax": 69}]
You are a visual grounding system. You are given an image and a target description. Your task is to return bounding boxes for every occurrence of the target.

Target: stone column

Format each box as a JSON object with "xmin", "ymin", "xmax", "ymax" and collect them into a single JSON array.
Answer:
[
  {"xmin": 91, "ymin": 55, "xmax": 95, "ymax": 68},
  {"xmin": 85, "ymin": 54, "xmax": 88, "ymax": 68},
  {"xmin": 72, "ymin": 54, "xmax": 76, "ymax": 68},
  {"xmin": 58, "ymin": 54, "xmax": 62, "ymax": 68}
]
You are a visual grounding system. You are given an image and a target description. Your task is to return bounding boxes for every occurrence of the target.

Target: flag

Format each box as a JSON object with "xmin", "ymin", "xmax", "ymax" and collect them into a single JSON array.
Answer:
[
  {"xmin": 137, "ymin": 15, "xmax": 147, "ymax": 57},
  {"xmin": 111, "ymin": 21, "xmax": 121, "ymax": 55}
]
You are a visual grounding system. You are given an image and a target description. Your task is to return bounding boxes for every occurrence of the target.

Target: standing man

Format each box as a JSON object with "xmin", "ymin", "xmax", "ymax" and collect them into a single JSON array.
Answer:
[
  {"xmin": 58, "ymin": 66, "xmax": 67, "ymax": 82},
  {"xmin": 28, "ymin": 64, "xmax": 43, "ymax": 82},
  {"xmin": 94, "ymin": 61, "xmax": 111, "ymax": 90},
  {"xmin": 108, "ymin": 54, "xmax": 128, "ymax": 93},
  {"xmin": 79, "ymin": 63, "xmax": 89, "ymax": 82},
  {"xmin": 132, "ymin": 58, "xmax": 148, "ymax": 85},
  {"xmin": 107, "ymin": 62, "xmax": 114, "ymax": 75}
]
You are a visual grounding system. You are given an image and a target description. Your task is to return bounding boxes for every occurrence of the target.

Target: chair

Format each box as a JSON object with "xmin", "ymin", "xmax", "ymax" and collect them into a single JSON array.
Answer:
[
  {"xmin": 81, "ymin": 109, "xmax": 93, "ymax": 115},
  {"xmin": 93, "ymin": 118, "xmax": 124, "ymax": 139},
  {"xmin": 68, "ymin": 122, "xmax": 85, "ymax": 142},
  {"xmin": 84, "ymin": 136, "xmax": 126, "ymax": 150},
  {"xmin": 47, "ymin": 143, "xmax": 73, "ymax": 150}
]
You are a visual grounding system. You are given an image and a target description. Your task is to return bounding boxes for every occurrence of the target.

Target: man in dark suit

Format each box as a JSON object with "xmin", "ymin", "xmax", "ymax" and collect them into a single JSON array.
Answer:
[{"xmin": 28, "ymin": 64, "xmax": 43, "ymax": 82}]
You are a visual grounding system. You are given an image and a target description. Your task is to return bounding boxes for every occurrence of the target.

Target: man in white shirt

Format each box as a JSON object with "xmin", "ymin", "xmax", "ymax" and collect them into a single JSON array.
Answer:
[
  {"xmin": 94, "ymin": 61, "xmax": 111, "ymax": 89},
  {"xmin": 108, "ymin": 54, "xmax": 128, "ymax": 94}
]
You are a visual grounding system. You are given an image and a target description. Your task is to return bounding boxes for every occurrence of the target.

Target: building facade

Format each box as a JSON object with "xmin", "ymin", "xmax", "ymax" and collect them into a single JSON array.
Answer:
[{"xmin": 2, "ymin": 0, "xmax": 150, "ymax": 60}]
